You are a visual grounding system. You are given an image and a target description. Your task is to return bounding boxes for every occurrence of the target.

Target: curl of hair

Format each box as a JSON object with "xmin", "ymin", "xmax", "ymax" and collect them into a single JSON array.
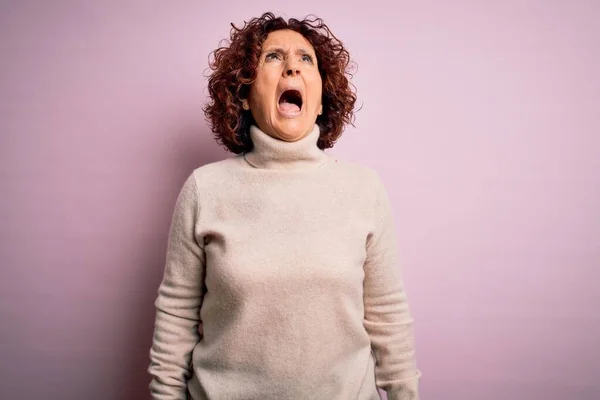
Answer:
[{"xmin": 203, "ymin": 12, "xmax": 357, "ymax": 154}]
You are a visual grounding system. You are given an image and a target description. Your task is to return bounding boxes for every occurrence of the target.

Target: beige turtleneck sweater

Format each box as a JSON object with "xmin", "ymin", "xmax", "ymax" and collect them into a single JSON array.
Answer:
[{"xmin": 148, "ymin": 124, "xmax": 421, "ymax": 400}]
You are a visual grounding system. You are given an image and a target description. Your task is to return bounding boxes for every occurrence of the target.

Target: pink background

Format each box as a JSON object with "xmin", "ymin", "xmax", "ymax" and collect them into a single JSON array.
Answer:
[{"xmin": 1, "ymin": 1, "xmax": 599, "ymax": 399}]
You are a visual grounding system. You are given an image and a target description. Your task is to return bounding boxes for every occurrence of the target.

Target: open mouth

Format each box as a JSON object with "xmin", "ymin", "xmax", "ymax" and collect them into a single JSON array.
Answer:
[{"xmin": 278, "ymin": 90, "xmax": 303, "ymax": 114}]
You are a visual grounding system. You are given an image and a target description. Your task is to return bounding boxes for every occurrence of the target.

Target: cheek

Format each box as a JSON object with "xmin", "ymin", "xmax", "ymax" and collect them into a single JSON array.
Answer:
[
  {"xmin": 307, "ymin": 75, "xmax": 323, "ymax": 102},
  {"xmin": 249, "ymin": 83, "xmax": 269, "ymax": 110},
  {"xmin": 253, "ymin": 69, "xmax": 279, "ymax": 98}
]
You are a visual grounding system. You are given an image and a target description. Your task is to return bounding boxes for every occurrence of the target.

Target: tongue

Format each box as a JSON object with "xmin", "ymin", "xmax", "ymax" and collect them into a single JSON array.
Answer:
[{"xmin": 279, "ymin": 100, "xmax": 300, "ymax": 113}]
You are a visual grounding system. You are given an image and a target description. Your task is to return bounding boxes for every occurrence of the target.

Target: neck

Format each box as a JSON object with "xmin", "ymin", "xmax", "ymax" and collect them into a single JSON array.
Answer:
[{"xmin": 244, "ymin": 124, "xmax": 327, "ymax": 170}]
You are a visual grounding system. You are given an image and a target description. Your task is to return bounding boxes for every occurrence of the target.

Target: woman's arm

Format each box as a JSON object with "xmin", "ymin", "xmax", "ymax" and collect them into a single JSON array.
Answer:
[
  {"xmin": 363, "ymin": 173, "xmax": 421, "ymax": 400},
  {"xmin": 149, "ymin": 173, "xmax": 206, "ymax": 400}
]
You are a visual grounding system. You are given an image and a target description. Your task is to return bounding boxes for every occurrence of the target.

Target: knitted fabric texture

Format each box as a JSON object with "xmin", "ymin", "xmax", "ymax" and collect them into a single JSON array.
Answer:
[{"xmin": 149, "ymin": 124, "xmax": 421, "ymax": 400}]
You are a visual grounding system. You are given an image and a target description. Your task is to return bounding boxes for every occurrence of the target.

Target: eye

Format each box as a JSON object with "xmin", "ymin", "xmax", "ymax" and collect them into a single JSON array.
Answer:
[
  {"xmin": 301, "ymin": 54, "xmax": 314, "ymax": 63},
  {"xmin": 265, "ymin": 52, "xmax": 281, "ymax": 61}
]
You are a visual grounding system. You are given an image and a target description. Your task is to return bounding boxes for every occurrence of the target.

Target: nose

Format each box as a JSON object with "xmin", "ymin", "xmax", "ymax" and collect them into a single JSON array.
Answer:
[
  {"xmin": 285, "ymin": 67, "xmax": 300, "ymax": 77},
  {"xmin": 284, "ymin": 59, "xmax": 301, "ymax": 77}
]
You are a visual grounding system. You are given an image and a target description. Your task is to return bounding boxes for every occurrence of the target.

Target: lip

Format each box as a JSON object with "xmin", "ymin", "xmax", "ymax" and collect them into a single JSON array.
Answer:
[{"xmin": 276, "ymin": 83, "xmax": 304, "ymax": 118}]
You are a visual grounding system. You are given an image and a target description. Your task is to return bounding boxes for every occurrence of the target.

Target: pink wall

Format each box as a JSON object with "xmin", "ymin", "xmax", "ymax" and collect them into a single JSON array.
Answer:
[{"xmin": 1, "ymin": 1, "xmax": 598, "ymax": 399}]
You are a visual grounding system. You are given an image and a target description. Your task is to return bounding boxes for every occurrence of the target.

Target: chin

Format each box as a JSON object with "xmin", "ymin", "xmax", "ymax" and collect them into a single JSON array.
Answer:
[{"xmin": 274, "ymin": 121, "xmax": 311, "ymax": 142}]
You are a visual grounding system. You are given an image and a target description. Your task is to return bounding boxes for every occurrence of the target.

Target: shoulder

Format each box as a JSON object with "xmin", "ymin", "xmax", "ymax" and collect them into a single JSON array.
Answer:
[{"xmin": 187, "ymin": 156, "xmax": 244, "ymax": 189}]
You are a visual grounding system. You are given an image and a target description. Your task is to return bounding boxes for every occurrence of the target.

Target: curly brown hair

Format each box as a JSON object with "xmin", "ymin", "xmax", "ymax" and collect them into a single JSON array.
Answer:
[{"xmin": 203, "ymin": 12, "xmax": 357, "ymax": 154}]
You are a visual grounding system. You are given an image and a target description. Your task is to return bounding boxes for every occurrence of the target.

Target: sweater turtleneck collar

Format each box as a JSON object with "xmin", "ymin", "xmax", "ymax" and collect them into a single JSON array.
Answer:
[{"xmin": 243, "ymin": 124, "xmax": 328, "ymax": 170}]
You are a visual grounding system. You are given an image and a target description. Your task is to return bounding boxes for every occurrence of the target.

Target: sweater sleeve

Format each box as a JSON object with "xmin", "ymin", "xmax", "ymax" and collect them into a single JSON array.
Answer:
[
  {"xmin": 149, "ymin": 173, "xmax": 206, "ymax": 400},
  {"xmin": 363, "ymin": 174, "xmax": 421, "ymax": 400}
]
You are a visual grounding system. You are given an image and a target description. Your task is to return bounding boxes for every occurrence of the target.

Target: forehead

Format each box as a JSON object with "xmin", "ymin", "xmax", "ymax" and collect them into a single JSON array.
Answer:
[{"xmin": 262, "ymin": 29, "xmax": 315, "ymax": 53}]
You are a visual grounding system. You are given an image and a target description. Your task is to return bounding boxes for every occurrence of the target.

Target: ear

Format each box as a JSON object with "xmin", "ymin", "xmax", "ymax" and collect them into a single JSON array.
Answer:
[
  {"xmin": 242, "ymin": 99, "xmax": 250, "ymax": 110},
  {"xmin": 318, "ymin": 105, "xmax": 323, "ymax": 115}
]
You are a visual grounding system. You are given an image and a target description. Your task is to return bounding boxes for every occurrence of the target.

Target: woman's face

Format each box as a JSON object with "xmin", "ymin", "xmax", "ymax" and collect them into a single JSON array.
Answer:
[{"xmin": 247, "ymin": 29, "xmax": 323, "ymax": 142}]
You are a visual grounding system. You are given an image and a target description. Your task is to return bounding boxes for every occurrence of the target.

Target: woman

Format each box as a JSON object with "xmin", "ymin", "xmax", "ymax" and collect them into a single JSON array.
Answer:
[{"xmin": 149, "ymin": 12, "xmax": 421, "ymax": 400}]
